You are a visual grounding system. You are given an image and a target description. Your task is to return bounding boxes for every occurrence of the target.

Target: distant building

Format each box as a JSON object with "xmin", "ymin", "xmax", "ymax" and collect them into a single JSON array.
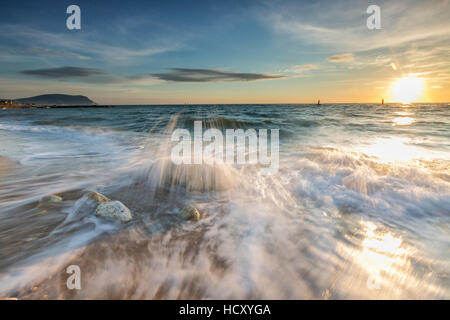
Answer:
[{"xmin": 0, "ymin": 99, "xmax": 14, "ymax": 105}]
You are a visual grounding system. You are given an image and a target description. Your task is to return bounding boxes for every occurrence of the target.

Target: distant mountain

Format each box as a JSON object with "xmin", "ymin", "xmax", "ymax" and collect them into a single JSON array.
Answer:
[{"xmin": 15, "ymin": 94, "xmax": 96, "ymax": 106}]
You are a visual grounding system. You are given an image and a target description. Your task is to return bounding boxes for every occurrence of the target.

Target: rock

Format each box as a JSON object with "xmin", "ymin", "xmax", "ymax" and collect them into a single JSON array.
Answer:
[
  {"xmin": 88, "ymin": 191, "xmax": 111, "ymax": 203},
  {"xmin": 96, "ymin": 201, "xmax": 132, "ymax": 222},
  {"xmin": 147, "ymin": 158, "xmax": 237, "ymax": 193},
  {"xmin": 41, "ymin": 195, "xmax": 63, "ymax": 204},
  {"xmin": 180, "ymin": 204, "xmax": 201, "ymax": 221}
]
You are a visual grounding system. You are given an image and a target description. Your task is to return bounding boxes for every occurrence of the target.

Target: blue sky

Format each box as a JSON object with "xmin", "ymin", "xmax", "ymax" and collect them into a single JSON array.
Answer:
[{"xmin": 1, "ymin": 0, "xmax": 449, "ymax": 104}]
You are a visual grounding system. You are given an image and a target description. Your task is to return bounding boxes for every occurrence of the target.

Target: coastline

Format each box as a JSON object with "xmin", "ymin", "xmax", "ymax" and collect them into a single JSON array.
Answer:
[{"xmin": 1, "ymin": 104, "xmax": 114, "ymax": 109}]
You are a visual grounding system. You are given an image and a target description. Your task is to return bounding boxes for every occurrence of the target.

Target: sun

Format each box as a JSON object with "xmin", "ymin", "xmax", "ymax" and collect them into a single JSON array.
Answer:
[{"xmin": 391, "ymin": 77, "xmax": 424, "ymax": 104}]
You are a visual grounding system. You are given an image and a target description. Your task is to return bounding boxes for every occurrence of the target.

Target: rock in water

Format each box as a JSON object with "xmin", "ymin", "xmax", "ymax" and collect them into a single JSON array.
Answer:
[
  {"xmin": 96, "ymin": 201, "xmax": 132, "ymax": 222},
  {"xmin": 88, "ymin": 191, "xmax": 111, "ymax": 203},
  {"xmin": 180, "ymin": 204, "xmax": 201, "ymax": 221},
  {"xmin": 146, "ymin": 158, "xmax": 237, "ymax": 193},
  {"xmin": 41, "ymin": 195, "xmax": 63, "ymax": 204}
]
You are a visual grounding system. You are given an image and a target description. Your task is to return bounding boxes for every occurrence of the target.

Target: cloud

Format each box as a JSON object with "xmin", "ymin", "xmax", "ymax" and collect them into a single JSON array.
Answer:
[
  {"xmin": 327, "ymin": 53, "xmax": 354, "ymax": 62},
  {"xmin": 20, "ymin": 66, "xmax": 106, "ymax": 79},
  {"xmin": 263, "ymin": 0, "xmax": 450, "ymax": 53},
  {"xmin": 152, "ymin": 68, "xmax": 285, "ymax": 82},
  {"xmin": 18, "ymin": 66, "xmax": 164, "ymax": 86},
  {"xmin": 1, "ymin": 25, "xmax": 183, "ymax": 64},
  {"xmin": 285, "ymin": 64, "xmax": 318, "ymax": 73},
  {"xmin": 9, "ymin": 47, "xmax": 89, "ymax": 60}
]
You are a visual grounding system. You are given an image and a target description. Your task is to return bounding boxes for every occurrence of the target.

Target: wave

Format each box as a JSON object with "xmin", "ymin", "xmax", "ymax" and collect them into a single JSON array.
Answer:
[{"xmin": 0, "ymin": 104, "xmax": 449, "ymax": 299}]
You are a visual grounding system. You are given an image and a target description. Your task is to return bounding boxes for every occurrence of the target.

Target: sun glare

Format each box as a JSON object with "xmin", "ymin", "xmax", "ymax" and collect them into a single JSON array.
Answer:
[{"xmin": 391, "ymin": 77, "xmax": 424, "ymax": 104}]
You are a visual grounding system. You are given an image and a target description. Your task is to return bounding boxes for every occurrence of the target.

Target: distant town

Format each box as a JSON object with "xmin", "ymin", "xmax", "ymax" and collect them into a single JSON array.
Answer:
[{"xmin": 0, "ymin": 94, "xmax": 112, "ymax": 109}]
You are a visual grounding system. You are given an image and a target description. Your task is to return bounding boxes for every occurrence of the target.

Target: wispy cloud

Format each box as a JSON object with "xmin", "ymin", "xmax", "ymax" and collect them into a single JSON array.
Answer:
[
  {"xmin": 327, "ymin": 53, "xmax": 354, "ymax": 62},
  {"xmin": 8, "ymin": 47, "xmax": 90, "ymax": 60},
  {"xmin": 153, "ymin": 68, "xmax": 286, "ymax": 82},
  {"xmin": 263, "ymin": 0, "xmax": 450, "ymax": 53},
  {"xmin": 1, "ymin": 24, "xmax": 184, "ymax": 64},
  {"xmin": 21, "ymin": 66, "xmax": 106, "ymax": 79},
  {"xmin": 284, "ymin": 64, "xmax": 318, "ymax": 73},
  {"xmin": 18, "ymin": 66, "xmax": 167, "ymax": 86}
]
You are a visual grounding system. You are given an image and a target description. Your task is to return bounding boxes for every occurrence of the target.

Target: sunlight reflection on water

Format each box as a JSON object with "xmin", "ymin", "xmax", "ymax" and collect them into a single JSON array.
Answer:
[
  {"xmin": 393, "ymin": 117, "xmax": 415, "ymax": 126},
  {"xmin": 362, "ymin": 137, "xmax": 425, "ymax": 162}
]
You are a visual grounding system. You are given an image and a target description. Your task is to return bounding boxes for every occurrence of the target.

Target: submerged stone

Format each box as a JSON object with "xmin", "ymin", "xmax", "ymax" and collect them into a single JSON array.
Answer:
[
  {"xmin": 88, "ymin": 191, "xmax": 111, "ymax": 203},
  {"xmin": 180, "ymin": 204, "xmax": 201, "ymax": 221},
  {"xmin": 147, "ymin": 158, "xmax": 237, "ymax": 193},
  {"xmin": 41, "ymin": 195, "xmax": 63, "ymax": 204},
  {"xmin": 96, "ymin": 201, "xmax": 132, "ymax": 222}
]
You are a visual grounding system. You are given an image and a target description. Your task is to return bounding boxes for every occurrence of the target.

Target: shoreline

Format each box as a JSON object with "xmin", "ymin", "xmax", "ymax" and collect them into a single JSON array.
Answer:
[
  {"xmin": 1, "ymin": 104, "xmax": 114, "ymax": 109},
  {"xmin": 2, "ymin": 103, "xmax": 449, "ymax": 109}
]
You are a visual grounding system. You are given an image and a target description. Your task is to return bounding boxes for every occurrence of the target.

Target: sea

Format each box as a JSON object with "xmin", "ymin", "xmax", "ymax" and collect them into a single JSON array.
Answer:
[{"xmin": 0, "ymin": 103, "xmax": 449, "ymax": 299}]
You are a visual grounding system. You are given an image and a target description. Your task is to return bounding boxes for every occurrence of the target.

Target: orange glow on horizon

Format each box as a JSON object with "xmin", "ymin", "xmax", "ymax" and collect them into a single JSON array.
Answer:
[{"xmin": 390, "ymin": 77, "xmax": 424, "ymax": 104}]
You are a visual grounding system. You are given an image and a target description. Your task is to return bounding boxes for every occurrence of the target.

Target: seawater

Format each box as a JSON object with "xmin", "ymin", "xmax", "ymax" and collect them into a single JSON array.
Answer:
[{"xmin": 0, "ymin": 103, "xmax": 448, "ymax": 299}]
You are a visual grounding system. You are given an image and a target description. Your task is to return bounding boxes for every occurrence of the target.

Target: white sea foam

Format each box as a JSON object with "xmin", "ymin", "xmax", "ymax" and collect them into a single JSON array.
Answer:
[{"xmin": 0, "ymin": 105, "xmax": 449, "ymax": 299}]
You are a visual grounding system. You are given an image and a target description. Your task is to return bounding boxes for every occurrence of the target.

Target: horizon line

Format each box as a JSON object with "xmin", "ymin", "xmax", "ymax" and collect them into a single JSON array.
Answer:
[{"xmin": 96, "ymin": 101, "xmax": 450, "ymax": 106}]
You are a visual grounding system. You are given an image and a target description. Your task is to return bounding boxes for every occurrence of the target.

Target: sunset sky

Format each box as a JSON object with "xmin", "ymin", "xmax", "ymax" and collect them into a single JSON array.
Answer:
[{"xmin": 1, "ymin": 0, "xmax": 449, "ymax": 104}]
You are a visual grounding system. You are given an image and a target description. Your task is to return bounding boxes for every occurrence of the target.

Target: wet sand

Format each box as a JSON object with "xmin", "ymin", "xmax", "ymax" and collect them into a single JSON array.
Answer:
[{"xmin": 0, "ymin": 156, "xmax": 16, "ymax": 177}]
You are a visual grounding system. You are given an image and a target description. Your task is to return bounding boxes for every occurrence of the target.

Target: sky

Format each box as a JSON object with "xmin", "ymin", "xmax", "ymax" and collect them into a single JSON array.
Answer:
[{"xmin": 1, "ymin": 0, "xmax": 449, "ymax": 104}]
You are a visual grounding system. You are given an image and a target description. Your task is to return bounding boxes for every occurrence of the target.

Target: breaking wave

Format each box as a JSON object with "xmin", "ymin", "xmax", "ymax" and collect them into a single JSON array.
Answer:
[{"xmin": 0, "ymin": 104, "xmax": 449, "ymax": 299}]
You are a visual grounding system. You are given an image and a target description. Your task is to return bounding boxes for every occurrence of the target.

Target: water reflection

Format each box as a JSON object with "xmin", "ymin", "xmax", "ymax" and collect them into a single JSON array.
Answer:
[
  {"xmin": 356, "ymin": 221, "xmax": 409, "ymax": 291},
  {"xmin": 394, "ymin": 111, "xmax": 413, "ymax": 116},
  {"xmin": 362, "ymin": 137, "xmax": 423, "ymax": 162},
  {"xmin": 393, "ymin": 117, "xmax": 414, "ymax": 126},
  {"xmin": 337, "ymin": 219, "xmax": 445, "ymax": 298}
]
